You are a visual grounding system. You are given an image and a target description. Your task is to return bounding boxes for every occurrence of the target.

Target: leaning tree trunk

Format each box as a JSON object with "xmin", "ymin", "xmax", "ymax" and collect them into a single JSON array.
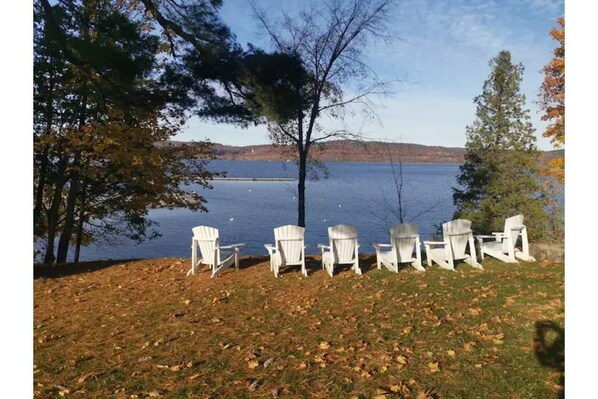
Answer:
[
  {"xmin": 56, "ymin": 152, "xmax": 81, "ymax": 264},
  {"xmin": 297, "ymin": 151, "xmax": 307, "ymax": 227},
  {"xmin": 43, "ymin": 159, "xmax": 67, "ymax": 264},
  {"xmin": 34, "ymin": 145, "xmax": 50, "ymax": 236}
]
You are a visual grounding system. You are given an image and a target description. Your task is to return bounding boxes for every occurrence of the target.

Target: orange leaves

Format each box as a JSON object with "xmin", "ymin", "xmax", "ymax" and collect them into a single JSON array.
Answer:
[{"xmin": 539, "ymin": 15, "xmax": 565, "ymax": 166}]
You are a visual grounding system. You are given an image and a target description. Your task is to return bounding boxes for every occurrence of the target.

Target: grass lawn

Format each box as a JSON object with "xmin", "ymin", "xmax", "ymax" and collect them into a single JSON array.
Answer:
[{"xmin": 34, "ymin": 255, "xmax": 564, "ymax": 398}]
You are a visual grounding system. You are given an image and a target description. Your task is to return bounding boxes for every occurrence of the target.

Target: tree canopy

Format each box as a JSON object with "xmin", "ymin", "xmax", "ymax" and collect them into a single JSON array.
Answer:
[
  {"xmin": 538, "ymin": 17, "xmax": 564, "ymax": 183},
  {"xmin": 453, "ymin": 51, "xmax": 551, "ymax": 239},
  {"xmin": 33, "ymin": 0, "xmax": 239, "ymax": 263}
]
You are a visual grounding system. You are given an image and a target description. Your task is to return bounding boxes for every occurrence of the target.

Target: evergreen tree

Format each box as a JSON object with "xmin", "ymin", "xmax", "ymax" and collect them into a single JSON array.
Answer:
[{"xmin": 453, "ymin": 51, "xmax": 550, "ymax": 239}]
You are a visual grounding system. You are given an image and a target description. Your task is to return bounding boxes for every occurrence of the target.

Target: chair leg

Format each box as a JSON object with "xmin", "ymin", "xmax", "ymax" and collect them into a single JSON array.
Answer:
[
  {"xmin": 424, "ymin": 246, "xmax": 432, "ymax": 267},
  {"xmin": 188, "ymin": 240, "xmax": 197, "ymax": 276},
  {"xmin": 234, "ymin": 248, "xmax": 240, "ymax": 270},
  {"xmin": 354, "ymin": 260, "xmax": 362, "ymax": 275}
]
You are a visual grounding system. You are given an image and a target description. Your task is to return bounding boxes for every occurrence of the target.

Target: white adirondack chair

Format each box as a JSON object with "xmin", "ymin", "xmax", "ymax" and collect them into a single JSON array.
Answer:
[
  {"xmin": 188, "ymin": 226, "xmax": 245, "ymax": 278},
  {"xmin": 424, "ymin": 219, "xmax": 482, "ymax": 271},
  {"xmin": 265, "ymin": 225, "xmax": 306, "ymax": 278},
  {"xmin": 318, "ymin": 224, "xmax": 362, "ymax": 277},
  {"xmin": 373, "ymin": 224, "xmax": 425, "ymax": 272},
  {"xmin": 475, "ymin": 214, "xmax": 536, "ymax": 263}
]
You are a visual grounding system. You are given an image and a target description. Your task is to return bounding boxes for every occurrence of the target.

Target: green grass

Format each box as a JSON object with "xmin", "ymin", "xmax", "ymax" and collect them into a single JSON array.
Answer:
[{"xmin": 34, "ymin": 255, "xmax": 564, "ymax": 398}]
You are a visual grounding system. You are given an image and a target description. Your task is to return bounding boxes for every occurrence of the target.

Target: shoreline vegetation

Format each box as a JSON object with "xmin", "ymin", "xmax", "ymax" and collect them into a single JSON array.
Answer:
[
  {"xmin": 162, "ymin": 140, "xmax": 564, "ymax": 164},
  {"xmin": 34, "ymin": 256, "xmax": 564, "ymax": 398}
]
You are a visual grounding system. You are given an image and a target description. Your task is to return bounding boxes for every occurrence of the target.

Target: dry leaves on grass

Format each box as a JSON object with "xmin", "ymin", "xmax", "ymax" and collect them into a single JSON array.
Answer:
[{"xmin": 34, "ymin": 257, "xmax": 564, "ymax": 398}]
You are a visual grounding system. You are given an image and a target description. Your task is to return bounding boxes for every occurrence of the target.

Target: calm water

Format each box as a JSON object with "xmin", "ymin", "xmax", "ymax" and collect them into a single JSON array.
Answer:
[{"xmin": 75, "ymin": 160, "xmax": 461, "ymax": 261}]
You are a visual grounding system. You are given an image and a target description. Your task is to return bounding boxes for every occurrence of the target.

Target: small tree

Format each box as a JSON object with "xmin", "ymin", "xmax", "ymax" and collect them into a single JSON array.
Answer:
[
  {"xmin": 453, "ymin": 50, "xmax": 550, "ymax": 239},
  {"xmin": 245, "ymin": 0, "xmax": 395, "ymax": 227},
  {"xmin": 538, "ymin": 17, "xmax": 564, "ymax": 183}
]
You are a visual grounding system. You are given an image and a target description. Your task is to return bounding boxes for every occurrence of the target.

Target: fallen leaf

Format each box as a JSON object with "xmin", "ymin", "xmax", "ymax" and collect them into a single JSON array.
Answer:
[
  {"xmin": 248, "ymin": 379, "xmax": 260, "ymax": 392},
  {"xmin": 319, "ymin": 341, "xmax": 331, "ymax": 350},
  {"xmin": 447, "ymin": 350, "xmax": 456, "ymax": 357},
  {"xmin": 296, "ymin": 362, "xmax": 307, "ymax": 370},
  {"xmin": 428, "ymin": 362, "xmax": 440, "ymax": 373},
  {"xmin": 248, "ymin": 360, "xmax": 259, "ymax": 369},
  {"xmin": 77, "ymin": 371, "xmax": 102, "ymax": 384}
]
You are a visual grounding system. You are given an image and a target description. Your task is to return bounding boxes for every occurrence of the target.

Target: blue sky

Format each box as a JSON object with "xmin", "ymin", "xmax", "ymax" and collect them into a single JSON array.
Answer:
[{"xmin": 176, "ymin": 0, "xmax": 564, "ymax": 150}]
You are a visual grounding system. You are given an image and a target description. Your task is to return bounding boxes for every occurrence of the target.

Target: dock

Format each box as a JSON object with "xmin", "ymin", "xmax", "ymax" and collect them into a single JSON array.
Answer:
[{"xmin": 212, "ymin": 177, "xmax": 296, "ymax": 182}]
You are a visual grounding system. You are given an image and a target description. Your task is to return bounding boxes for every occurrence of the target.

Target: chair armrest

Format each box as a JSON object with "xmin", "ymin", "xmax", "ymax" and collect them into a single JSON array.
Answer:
[
  {"xmin": 220, "ymin": 243, "xmax": 246, "ymax": 250},
  {"xmin": 264, "ymin": 244, "xmax": 276, "ymax": 254},
  {"xmin": 372, "ymin": 243, "xmax": 391, "ymax": 251},
  {"xmin": 317, "ymin": 244, "xmax": 330, "ymax": 253},
  {"xmin": 475, "ymin": 235, "xmax": 497, "ymax": 240},
  {"xmin": 423, "ymin": 241, "xmax": 448, "ymax": 246}
]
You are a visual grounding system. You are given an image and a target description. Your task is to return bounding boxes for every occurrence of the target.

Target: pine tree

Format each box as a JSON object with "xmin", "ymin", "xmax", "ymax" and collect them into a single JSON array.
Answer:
[{"xmin": 453, "ymin": 51, "xmax": 550, "ymax": 239}]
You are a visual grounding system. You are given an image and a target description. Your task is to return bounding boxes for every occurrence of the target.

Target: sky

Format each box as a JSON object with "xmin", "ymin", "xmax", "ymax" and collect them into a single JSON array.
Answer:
[{"xmin": 175, "ymin": 0, "xmax": 564, "ymax": 150}]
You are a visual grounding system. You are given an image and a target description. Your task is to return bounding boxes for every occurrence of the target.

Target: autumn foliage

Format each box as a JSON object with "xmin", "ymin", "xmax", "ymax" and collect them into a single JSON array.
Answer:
[{"xmin": 539, "ymin": 17, "xmax": 565, "ymax": 183}]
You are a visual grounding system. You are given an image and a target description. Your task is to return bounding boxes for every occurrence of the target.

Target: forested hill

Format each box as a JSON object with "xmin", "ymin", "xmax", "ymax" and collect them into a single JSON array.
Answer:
[
  {"xmin": 162, "ymin": 140, "xmax": 563, "ymax": 164},
  {"xmin": 201, "ymin": 140, "xmax": 562, "ymax": 164}
]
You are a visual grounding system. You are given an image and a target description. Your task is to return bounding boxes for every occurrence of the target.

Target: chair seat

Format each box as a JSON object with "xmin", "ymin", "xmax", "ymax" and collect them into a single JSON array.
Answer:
[
  {"xmin": 482, "ymin": 241, "xmax": 503, "ymax": 253},
  {"xmin": 219, "ymin": 250, "xmax": 235, "ymax": 263},
  {"xmin": 429, "ymin": 247, "xmax": 447, "ymax": 258},
  {"xmin": 378, "ymin": 250, "xmax": 395, "ymax": 264}
]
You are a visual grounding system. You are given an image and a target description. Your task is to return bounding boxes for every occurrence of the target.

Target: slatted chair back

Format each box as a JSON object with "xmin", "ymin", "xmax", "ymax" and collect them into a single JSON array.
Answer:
[
  {"xmin": 442, "ymin": 219, "xmax": 472, "ymax": 260},
  {"xmin": 328, "ymin": 224, "xmax": 358, "ymax": 264},
  {"xmin": 274, "ymin": 225, "xmax": 305, "ymax": 265},
  {"xmin": 192, "ymin": 226, "xmax": 220, "ymax": 264},
  {"xmin": 503, "ymin": 214, "xmax": 525, "ymax": 253},
  {"xmin": 390, "ymin": 224, "xmax": 419, "ymax": 262}
]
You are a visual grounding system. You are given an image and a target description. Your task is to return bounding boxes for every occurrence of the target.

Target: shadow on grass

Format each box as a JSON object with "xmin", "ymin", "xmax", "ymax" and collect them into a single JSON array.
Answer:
[
  {"xmin": 534, "ymin": 320, "xmax": 564, "ymax": 399},
  {"xmin": 237, "ymin": 255, "xmax": 270, "ymax": 270},
  {"xmin": 260, "ymin": 255, "xmax": 380, "ymax": 277},
  {"xmin": 34, "ymin": 259, "xmax": 141, "ymax": 280}
]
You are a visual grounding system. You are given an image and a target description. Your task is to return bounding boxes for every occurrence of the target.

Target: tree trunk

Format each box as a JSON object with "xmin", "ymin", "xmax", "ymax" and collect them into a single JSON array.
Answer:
[
  {"xmin": 34, "ymin": 145, "xmax": 50, "ymax": 236},
  {"xmin": 73, "ymin": 181, "xmax": 87, "ymax": 264},
  {"xmin": 297, "ymin": 151, "xmax": 307, "ymax": 227},
  {"xmin": 43, "ymin": 159, "xmax": 67, "ymax": 264},
  {"xmin": 56, "ymin": 152, "xmax": 81, "ymax": 264},
  {"xmin": 73, "ymin": 206, "xmax": 85, "ymax": 264}
]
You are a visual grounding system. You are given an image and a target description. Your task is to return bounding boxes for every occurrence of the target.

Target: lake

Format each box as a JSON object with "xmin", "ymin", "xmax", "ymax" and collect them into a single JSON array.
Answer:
[{"xmin": 73, "ymin": 160, "xmax": 461, "ymax": 262}]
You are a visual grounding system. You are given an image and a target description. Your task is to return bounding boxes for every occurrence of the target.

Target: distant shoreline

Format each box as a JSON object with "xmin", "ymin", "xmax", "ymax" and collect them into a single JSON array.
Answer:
[{"xmin": 161, "ymin": 139, "xmax": 563, "ymax": 164}]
